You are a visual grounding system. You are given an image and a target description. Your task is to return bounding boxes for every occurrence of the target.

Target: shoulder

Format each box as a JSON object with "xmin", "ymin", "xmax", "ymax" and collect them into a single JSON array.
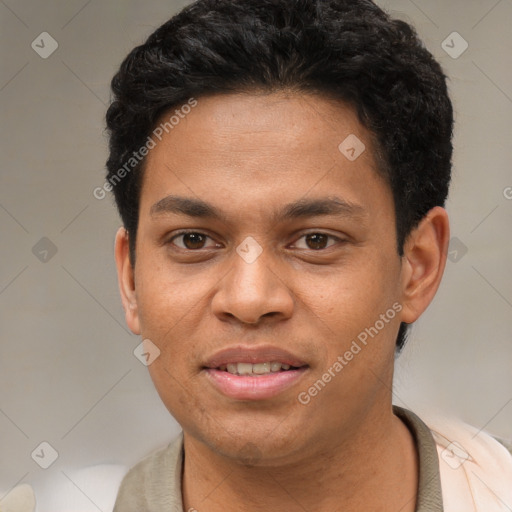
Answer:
[
  {"xmin": 113, "ymin": 432, "xmax": 184, "ymax": 511},
  {"xmin": 423, "ymin": 411, "xmax": 512, "ymax": 511},
  {"xmin": 425, "ymin": 412, "xmax": 512, "ymax": 467}
]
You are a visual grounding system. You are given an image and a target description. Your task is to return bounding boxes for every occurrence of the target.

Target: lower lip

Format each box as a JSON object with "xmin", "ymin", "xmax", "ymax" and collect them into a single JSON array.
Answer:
[{"xmin": 203, "ymin": 368, "xmax": 308, "ymax": 400}]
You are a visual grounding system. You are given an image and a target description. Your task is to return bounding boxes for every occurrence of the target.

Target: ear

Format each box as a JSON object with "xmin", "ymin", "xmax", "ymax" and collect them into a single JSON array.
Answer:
[
  {"xmin": 399, "ymin": 206, "xmax": 450, "ymax": 324},
  {"xmin": 114, "ymin": 227, "xmax": 141, "ymax": 335}
]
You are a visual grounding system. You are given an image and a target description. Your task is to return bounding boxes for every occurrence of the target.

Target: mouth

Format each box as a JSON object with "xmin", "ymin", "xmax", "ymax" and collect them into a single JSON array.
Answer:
[
  {"xmin": 202, "ymin": 346, "xmax": 309, "ymax": 400},
  {"xmin": 215, "ymin": 361, "xmax": 304, "ymax": 375}
]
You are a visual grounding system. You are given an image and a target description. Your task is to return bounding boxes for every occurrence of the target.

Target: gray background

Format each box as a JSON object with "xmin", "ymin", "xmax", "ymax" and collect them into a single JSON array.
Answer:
[{"xmin": 1, "ymin": 0, "xmax": 511, "ymax": 504}]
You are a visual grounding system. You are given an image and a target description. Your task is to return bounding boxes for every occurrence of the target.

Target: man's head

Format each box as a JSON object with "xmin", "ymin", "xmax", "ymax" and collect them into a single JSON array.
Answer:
[
  {"xmin": 106, "ymin": 0, "xmax": 453, "ymax": 352},
  {"xmin": 107, "ymin": 0, "xmax": 452, "ymax": 464}
]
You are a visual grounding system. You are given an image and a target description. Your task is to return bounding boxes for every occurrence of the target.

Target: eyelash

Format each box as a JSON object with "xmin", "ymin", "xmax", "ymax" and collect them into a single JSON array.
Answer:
[{"xmin": 168, "ymin": 230, "xmax": 344, "ymax": 251}]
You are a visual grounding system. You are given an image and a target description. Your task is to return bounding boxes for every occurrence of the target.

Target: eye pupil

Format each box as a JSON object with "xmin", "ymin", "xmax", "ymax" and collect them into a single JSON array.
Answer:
[
  {"xmin": 183, "ymin": 233, "xmax": 205, "ymax": 249},
  {"xmin": 306, "ymin": 233, "xmax": 328, "ymax": 250}
]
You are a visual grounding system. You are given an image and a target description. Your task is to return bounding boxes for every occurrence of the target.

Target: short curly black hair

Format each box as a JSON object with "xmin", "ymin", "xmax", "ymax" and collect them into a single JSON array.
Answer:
[{"xmin": 105, "ymin": 0, "xmax": 453, "ymax": 352}]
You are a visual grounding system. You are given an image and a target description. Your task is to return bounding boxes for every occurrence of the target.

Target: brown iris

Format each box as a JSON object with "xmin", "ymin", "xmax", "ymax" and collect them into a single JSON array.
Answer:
[
  {"xmin": 304, "ymin": 233, "xmax": 329, "ymax": 250},
  {"xmin": 182, "ymin": 233, "xmax": 207, "ymax": 249}
]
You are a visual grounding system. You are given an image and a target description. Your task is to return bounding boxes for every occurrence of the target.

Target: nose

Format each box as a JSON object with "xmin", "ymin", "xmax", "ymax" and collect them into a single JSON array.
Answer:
[{"xmin": 211, "ymin": 243, "xmax": 294, "ymax": 326}]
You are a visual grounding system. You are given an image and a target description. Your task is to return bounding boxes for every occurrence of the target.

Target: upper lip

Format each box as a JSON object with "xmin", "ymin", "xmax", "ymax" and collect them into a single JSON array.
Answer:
[{"xmin": 203, "ymin": 345, "xmax": 308, "ymax": 369}]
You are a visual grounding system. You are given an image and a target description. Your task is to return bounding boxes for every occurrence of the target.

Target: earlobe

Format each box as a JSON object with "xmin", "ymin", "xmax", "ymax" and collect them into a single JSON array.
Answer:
[
  {"xmin": 114, "ymin": 227, "xmax": 141, "ymax": 335},
  {"xmin": 399, "ymin": 206, "xmax": 450, "ymax": 324}
]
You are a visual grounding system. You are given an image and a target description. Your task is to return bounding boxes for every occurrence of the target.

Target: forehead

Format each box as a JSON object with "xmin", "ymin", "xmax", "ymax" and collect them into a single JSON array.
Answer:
[
  {"xmin": 150, "ymin": 91, "xmax": 372, "ymax": 158},
  {"xmin": 139, "ymin": 91, "xmax": 391, "ymax": 221}
]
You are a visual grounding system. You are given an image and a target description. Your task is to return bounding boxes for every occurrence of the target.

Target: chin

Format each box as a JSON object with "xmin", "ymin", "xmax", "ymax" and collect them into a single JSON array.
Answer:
[{"xmin": 186, "ymin": 416, "xmax": 310, "ymax": 467}]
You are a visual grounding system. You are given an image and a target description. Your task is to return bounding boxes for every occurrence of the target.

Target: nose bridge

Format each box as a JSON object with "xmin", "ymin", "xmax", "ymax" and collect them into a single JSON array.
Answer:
[
  {"xmin": 213, "ymin": 239, "xmax": 294, "ymax": 324},
  {"xmin": 233, "ymin": 246, "xmax": 273, "ymax": 292}
]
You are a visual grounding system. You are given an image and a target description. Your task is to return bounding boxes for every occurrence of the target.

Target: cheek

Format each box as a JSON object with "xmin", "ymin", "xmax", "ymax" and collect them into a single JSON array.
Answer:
[
  {"xmin": 305, "ymin": 256, "xmax": 399, "ymax": 337},
  {"xmin": 146, "ymin": 359, "xmax": 207, "ymax": 435},
  {"xmin": 302, "ymin": 258, "xmax": 401, "ymax": 387},
  {"xmin": 135, "ymin": 253, "xmax": 205, "ymax": 336},
  {"xmin": 296, "ymin": 264, "xmax": 400, "ymax": 410}
]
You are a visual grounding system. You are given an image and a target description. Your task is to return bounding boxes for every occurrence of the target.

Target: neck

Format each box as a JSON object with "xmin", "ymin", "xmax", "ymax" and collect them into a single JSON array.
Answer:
[{"xmin": 182, "ymin": 406, "xmax": 418, "ymax": 512}]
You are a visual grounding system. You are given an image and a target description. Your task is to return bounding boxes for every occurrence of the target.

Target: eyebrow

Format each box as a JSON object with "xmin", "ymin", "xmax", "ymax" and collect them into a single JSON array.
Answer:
[{"xmin": 149, "ymin": 195, "xmax": 367, "ymax": 222}]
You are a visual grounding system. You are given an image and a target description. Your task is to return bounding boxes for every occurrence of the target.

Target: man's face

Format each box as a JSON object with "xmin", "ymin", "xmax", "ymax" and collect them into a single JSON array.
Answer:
[{"xmin": 125, "ymin": 91, "xmax": 408, "ymax": 464}]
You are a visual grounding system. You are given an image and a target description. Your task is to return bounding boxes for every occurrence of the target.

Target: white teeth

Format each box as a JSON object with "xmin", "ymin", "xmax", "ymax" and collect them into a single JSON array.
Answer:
[
  {"xmin": 252, "ymin": 362, "xmax": 270, "ymax": 374},
  {"xmin": 227, "ymin": 363, "xmax": 237, "ymax": 374},
  {"xmin": 223, "ymin": 361, "xmax": 294, "ymax": 375},
  {"xmin": 237, "ymin": 363, "xmax": 253, "ymax": 376},
  {"xmin": 270, "ymin": 362, "xmax": 282, "ymax": 372}
]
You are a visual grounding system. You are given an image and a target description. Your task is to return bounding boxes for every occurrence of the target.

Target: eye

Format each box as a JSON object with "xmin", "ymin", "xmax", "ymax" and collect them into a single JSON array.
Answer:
[
  {"xmin": 292, "ymin": 232, "xmax": 341, "ymax": 250},
  {"xmin": 170, "ymin": 231, "xmax": 220, "ymax": 250}
]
